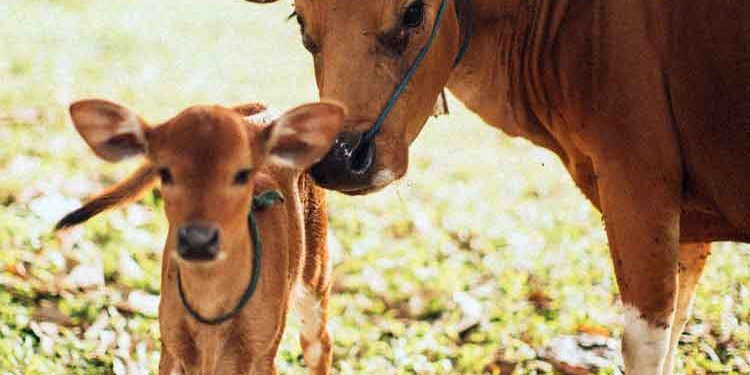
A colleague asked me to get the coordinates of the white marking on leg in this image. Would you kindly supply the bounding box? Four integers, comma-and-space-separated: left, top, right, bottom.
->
623, 304, 673, 375
305, 342, 322, 365
293, 283, 324, 365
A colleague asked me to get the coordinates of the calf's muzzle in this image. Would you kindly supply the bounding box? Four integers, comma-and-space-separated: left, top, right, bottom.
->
177, 223, 220, 261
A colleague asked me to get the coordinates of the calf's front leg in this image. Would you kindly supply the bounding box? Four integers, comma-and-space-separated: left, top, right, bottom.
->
249, 358, 278, 375
159, 343, 182, 375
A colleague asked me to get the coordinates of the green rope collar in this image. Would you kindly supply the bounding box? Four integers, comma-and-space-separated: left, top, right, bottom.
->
177, 190, 285, 325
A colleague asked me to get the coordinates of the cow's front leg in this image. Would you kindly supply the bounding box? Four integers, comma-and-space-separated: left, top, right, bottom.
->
594, 150, 682, 375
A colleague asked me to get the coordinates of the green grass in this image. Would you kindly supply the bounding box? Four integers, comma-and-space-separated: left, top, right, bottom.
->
1, 0, 749, 374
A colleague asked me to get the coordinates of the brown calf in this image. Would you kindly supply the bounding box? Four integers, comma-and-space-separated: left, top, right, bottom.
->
56, 99, 343, 375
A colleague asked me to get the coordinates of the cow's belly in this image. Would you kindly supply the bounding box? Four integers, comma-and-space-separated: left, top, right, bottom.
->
557, 140, 749, 243
668, 0, 750, 233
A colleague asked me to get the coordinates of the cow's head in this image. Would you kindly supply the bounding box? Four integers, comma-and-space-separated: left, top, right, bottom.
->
247, 0, 464, 194
67, 99, 343, 263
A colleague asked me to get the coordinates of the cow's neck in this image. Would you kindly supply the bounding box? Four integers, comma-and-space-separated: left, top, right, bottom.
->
447, 0, 577, 156
176, 229, 254, 322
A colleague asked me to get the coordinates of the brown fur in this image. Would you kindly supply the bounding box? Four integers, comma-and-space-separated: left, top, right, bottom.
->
59, 100, 343, 375
244, 0, 748, 373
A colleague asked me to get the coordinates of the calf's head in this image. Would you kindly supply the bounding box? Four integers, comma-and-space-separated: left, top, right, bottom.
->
68, 99, 343, 263
246, 0, 463, 194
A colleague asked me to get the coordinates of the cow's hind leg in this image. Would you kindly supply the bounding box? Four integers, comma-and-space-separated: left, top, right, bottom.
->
662, 242, 712, 375
295, 284, 333, 375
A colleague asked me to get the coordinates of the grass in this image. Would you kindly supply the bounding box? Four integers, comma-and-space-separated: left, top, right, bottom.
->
1, 0, 749, 374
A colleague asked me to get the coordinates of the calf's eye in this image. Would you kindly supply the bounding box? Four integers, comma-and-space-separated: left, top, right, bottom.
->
233, 169, 252, 185
158, 168, 174, 185
403, 1, 425, 29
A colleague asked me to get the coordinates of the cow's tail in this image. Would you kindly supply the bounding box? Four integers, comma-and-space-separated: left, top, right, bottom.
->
55, 163, 158, 230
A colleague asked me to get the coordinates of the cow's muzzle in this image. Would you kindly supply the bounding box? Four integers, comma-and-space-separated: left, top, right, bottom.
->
310, 131, 376, 192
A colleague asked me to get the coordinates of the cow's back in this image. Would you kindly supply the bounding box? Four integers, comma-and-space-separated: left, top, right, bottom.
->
668, 0, 750, 229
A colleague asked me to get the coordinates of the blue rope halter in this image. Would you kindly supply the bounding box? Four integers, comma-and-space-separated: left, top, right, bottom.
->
177, 190, 285, 325
361, 0, 473, 144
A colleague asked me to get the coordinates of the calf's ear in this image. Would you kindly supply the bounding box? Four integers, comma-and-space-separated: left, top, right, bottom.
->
231, 102, 266, 117
266, 102, 345, 169
69, 99, 149, 162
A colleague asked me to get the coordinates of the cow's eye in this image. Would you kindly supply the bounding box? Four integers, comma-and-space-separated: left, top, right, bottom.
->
302, 34, 320, 53
233, 168, 252, 185
158, 168, 174, 185
403, 1, 424, 28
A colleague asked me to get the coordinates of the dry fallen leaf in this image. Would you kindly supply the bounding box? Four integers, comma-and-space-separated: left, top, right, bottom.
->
64, 264, 105, 289
117, 291, 159, 317
4, 262, 27, 279
577, 324, 611, 337
32, 301, 74, 327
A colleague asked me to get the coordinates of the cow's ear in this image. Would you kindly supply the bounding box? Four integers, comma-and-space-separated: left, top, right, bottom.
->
265, 102, 345, 169
69, 99, 149, 162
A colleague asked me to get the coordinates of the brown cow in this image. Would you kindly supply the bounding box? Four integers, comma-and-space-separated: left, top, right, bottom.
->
245, 0, 749, 373
57, 99, 344, 374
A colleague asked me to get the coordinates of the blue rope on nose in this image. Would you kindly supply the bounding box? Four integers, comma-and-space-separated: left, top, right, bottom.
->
361, 0, 473, 144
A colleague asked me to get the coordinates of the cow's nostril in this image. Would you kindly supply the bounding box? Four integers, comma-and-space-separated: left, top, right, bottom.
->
349, 140, 375, 175
207, 230, 219, 247
309, 131, 377, 190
